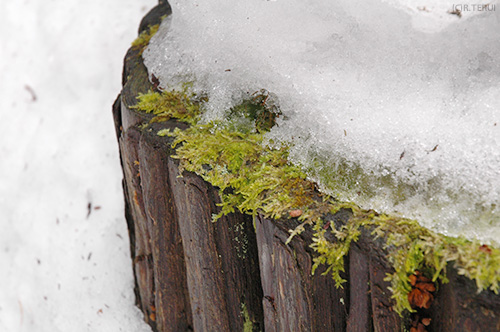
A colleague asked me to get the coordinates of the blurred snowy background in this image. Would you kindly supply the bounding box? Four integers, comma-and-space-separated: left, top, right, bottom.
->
0, 1, 155, 331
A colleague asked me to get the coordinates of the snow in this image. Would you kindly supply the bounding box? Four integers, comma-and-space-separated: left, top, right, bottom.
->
0, 1, 156, 331
144, 0, 500, 244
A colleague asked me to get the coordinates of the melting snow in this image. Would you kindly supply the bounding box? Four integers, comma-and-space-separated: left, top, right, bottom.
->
144, 0, 500, 244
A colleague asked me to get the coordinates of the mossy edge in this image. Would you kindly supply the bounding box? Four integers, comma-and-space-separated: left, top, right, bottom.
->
131, 23, 161, 55
132, 87, 500, 318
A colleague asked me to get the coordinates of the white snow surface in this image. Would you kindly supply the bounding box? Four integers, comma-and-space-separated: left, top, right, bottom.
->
144, 0, 500, 244
0, 1, 156, 331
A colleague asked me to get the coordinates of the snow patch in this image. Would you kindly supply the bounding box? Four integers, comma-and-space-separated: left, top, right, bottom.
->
144, 0, 500, 244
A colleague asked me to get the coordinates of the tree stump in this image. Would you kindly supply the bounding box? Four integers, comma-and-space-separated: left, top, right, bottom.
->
113, 2, 500, 331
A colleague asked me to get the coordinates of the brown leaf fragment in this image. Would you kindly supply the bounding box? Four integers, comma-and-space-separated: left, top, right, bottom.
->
409, 274, 417, 286
408, 288, 422, 306
416, 274, 431, 283
415, 282, 436, 292
479, 244, 492, 254
24, 85, 37, 101
448, 9, 462, 18
151, 74, 161, 91
408, 288, 434, 309
87, 202, 92, 219
423, 292, 434, 309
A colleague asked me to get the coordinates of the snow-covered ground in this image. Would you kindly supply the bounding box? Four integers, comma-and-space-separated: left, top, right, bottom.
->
0, 1, 156, 331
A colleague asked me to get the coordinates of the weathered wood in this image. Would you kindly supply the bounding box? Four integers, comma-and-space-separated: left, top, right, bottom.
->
167, 159, 231, 331
138, 0, 172, 34
210, 198, 265, 331
255, 215, 350, 332
139, 129, 192, 331
430, 266, 500, 332
310, 263, 348, 332
369, 257, 401, 332
119, 125, 155, 323
165, 158, 265, 331
346, 247, 372, 332
113, 2, 500, 331
255, 215, 312, 332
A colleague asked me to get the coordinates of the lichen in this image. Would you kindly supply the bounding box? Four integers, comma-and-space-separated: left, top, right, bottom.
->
241, 303, 255, 332
232, 221, 250, 259
133, 88, 500, 317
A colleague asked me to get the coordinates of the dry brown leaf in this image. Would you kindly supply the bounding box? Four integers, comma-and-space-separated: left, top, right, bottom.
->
409, 274, 417, 286
422, 317, 431, 326
408, 288, 434, 309
415, 282, 436, 292
289, 209, 303, 218
479, 244, 492, 254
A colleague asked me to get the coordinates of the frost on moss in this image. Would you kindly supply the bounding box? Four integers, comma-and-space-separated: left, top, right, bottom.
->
132, 88, 500, 316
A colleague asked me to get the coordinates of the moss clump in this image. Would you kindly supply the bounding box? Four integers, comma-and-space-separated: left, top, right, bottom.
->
371, 216, 500, 313
131, 24, 160, 55
133, 88, 500, 317
172, 124, 328, 222
310, 211, 362, 287
132, 88, 201, 125
228, 89, 282, 133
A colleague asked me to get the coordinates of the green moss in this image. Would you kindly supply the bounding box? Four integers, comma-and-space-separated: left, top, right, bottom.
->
133, 88, 500, 317
371, 215, 500, 313
131, 24, 160, 55
310, 215, 361, 287
132, 87, 201, 125
171, 124, 325, 223
228, 89, 282, 133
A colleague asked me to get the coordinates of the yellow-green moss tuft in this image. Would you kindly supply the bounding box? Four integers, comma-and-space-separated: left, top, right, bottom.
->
131, 24, 160, 55
132, 88, 201, 125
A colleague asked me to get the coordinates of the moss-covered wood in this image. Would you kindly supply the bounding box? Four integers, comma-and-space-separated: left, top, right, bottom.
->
113, 2, 500, 331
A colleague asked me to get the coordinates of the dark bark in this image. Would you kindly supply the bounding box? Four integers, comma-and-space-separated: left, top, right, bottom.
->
430, 266, 500, 332
139, 132, 193, 331
369, 256, 401, 332
346, 247, 372, 332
